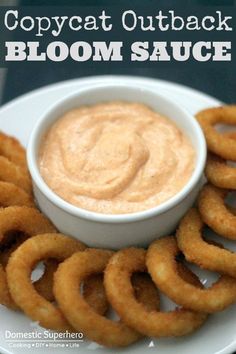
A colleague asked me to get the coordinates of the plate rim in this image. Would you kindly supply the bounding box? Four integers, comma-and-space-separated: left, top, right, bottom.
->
0, 75, 222, 115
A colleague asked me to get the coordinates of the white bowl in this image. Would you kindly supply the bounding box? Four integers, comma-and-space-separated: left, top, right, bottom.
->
27, 82, 206, 249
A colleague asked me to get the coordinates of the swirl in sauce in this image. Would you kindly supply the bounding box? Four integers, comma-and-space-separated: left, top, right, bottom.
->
39, 102, 195, 214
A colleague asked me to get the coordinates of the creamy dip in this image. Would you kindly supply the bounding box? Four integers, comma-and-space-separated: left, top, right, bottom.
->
39, 102, 195, 214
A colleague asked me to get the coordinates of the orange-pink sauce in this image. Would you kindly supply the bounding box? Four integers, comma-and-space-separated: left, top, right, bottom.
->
39, 102, 195, 214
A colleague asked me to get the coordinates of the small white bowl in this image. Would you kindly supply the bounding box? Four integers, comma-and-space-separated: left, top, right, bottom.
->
27, 82, 206, 249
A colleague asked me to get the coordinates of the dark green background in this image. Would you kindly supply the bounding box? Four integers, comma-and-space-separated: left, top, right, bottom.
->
1, 0, 235, 104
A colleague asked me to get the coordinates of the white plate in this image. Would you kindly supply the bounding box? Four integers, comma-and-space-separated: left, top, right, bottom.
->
0, 75, 235, 354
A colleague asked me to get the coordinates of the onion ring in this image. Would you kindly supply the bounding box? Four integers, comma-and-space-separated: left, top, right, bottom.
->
0, 231, 108, 310
0, 234, 58, 302
34, 262, 110, 309
6, 234, 112, 331
176, 261, 204, 287
177, 208, 236, 279
1, 253, 58, 303
0, 232, 29, 267
6, 233, 88, 330
33, 259, 58, 302
131, 272, 160, 312
148, 235, 236, 313
0, 206, 56, 309
198, 183, 236, 239
83, 272, 159, 319
104, 247, 207, 337
205, 132, 236, 189
0, 206, 56, 244
83, 274, 109, 316
33, 261, 110, 307
196, 105, 236, 160
53, 248, 160, 347
205, 153, 236, 189
0, 132, 28, 172
0, 182, 34, 207
0, 157, 32, 194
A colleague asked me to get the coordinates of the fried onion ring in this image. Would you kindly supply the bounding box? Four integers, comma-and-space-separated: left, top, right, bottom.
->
131, 272, 160, 312
33, 259, 58, 302
53, 248, 160, 347
6, 233, 87, 330
205, 153, 236, 189
0, 232, 29, 267
53, 249, 139, 347
33, 261, 110, 307
148, 235, 236, 313
0, 206, 56, 244
1, 254, 58, 303
0, 237, 58, 303
83, 274, 109, 316
0, 207, 56, 309
0, 157, 32, 194
2, 232, 109, 314
83, 272, 159, 320
6, 234, 111, 330
34, 263, 110, 308
198, 184, 236, 239
0, 132, 28, 171
0, 182, 34, 207
177, 208, 236, 279
205, 132, 236, 189
104, 247, 207, 337
196, 105, 236, 160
